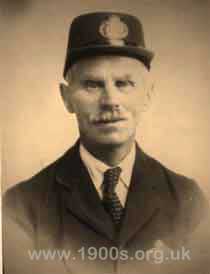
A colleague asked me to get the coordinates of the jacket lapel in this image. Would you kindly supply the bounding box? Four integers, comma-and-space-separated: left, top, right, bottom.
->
55, 141, 116, 242
54, 141, 169, 247
118, 145, 165, 247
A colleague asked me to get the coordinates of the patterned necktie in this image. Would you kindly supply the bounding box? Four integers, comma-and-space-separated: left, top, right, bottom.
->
102, 167, 124, 229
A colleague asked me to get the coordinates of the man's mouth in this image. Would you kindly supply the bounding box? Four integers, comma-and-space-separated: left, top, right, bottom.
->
90, 111, 127, 125
92, 117, 126, 125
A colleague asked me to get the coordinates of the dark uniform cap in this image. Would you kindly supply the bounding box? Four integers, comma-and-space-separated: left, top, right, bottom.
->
63, 12, 154, 78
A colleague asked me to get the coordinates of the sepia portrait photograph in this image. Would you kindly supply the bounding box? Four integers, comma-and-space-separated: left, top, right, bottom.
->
1, 0, 210, 274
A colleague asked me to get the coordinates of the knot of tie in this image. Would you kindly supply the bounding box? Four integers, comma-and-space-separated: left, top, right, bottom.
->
103, 167, 122, 194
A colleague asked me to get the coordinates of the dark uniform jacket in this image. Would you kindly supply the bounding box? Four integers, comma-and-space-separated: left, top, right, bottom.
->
3, 141, 209, 274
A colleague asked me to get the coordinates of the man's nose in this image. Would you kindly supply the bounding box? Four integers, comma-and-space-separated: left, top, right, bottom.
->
100, 82, 120, 109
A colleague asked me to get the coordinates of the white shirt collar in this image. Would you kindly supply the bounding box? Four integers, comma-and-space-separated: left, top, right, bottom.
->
79, 143, 136, 193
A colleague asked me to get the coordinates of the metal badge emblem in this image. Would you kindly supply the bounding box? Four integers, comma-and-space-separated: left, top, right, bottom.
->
99, 15, 128, 45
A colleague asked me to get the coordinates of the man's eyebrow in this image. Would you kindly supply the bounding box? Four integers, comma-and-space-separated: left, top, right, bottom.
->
79, 74, 104, 80
113, 74, 135, 81
78, 73, 138, 82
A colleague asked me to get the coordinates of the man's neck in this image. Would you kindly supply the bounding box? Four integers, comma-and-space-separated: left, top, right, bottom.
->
80, 139, 135, 167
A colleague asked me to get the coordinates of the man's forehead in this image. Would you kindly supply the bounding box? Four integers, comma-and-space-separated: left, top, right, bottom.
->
69, 55, 147, 79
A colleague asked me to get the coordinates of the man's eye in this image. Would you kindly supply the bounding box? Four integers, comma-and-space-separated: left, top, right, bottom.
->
115, 80, 135, 88
83, 80, 103, 89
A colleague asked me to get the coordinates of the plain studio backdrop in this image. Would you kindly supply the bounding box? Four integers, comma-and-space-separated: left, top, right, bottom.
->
1, 0, 210, 196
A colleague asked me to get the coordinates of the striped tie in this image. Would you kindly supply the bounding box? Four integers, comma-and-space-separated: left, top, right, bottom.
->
102, 167, 124, 230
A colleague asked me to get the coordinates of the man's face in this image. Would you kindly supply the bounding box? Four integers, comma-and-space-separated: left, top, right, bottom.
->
61, 55, 150, 147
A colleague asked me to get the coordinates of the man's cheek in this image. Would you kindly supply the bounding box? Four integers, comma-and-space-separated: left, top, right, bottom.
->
77, 111, 93, 125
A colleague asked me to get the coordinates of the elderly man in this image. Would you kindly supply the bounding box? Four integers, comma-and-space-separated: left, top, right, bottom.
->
3, 12, 209, 274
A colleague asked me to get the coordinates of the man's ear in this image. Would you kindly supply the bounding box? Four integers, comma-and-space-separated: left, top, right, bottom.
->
146, 80, 155, 103
59, 83, 74, 113
142, 73, 155, 111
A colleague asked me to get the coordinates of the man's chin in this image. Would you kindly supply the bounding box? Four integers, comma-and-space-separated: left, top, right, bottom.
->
88, 135, 132, 147
80, 130, 135, 148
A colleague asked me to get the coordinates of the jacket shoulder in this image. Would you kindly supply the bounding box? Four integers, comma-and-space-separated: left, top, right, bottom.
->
4, 158, 57, 202
161, 163, 206, 210
149, 155, 209, 232
3, 143, 79, 230
2, 156, 60, 233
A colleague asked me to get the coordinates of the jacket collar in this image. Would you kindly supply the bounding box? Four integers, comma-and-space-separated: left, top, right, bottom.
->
55, 140, 116, 241
55, 140, 168, 246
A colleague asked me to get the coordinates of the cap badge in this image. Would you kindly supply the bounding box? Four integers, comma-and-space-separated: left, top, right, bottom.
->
99, 15, 128, 45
